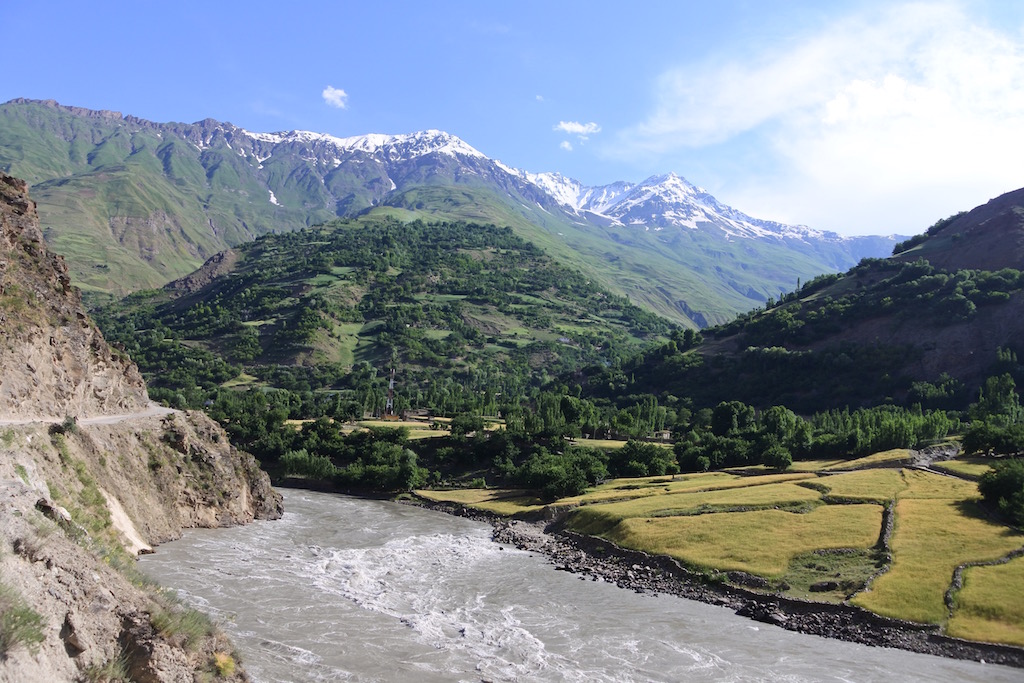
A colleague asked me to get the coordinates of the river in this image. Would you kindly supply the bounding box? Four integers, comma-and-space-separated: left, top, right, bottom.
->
139, 489, 1019, 682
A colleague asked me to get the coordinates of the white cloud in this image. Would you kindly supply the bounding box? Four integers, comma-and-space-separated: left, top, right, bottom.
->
613, 3, 1024, 234
322, 85, 349, 109
555, 120, 601, 138
560, 140, 573, 152
536, 94, 544, 102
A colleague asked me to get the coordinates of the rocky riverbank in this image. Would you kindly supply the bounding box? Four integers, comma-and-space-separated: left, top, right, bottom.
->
411, 498, 1024, 668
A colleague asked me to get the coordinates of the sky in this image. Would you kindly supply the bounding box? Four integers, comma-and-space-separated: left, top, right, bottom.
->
5, 0, 1024, 236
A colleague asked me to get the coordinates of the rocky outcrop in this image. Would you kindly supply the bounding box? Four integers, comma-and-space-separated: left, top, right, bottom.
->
0, 173, 150, 421
0, 482, 249, 683
168, 249, 239, 295
0, 173, 282, 680
0, 410, 282, 679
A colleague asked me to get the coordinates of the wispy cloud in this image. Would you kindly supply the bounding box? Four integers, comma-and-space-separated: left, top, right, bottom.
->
322, 85, 349, 109
613, 3, 1024, 233
555, 120, 601, 138
560, 140, 573, 152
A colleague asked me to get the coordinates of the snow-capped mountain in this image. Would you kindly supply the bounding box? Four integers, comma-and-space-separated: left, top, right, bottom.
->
0, 98, 902, 326
185, 120, 870, 247
515, 171, 852, 242
242, 128, 487, 163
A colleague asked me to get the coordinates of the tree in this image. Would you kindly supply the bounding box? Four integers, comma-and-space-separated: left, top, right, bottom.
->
979, 459, 1024, 526
449, 413, 485, 438
711, 401, 755, 437
762, 444, 793, 471
971, 374, 1023, 425
610, 440, 677, 477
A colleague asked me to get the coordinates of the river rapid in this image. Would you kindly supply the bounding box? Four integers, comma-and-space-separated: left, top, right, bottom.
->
139, 490, 1019, 682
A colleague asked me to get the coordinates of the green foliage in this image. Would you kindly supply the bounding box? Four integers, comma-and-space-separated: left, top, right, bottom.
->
49, 415, 79, 436
279, 449, 337, 480
891, 211, 966, 255
0, 580, 45, 657
515, 446, 608, 500
335, 441, 427, 491
448, 414, 485, 438
970, 374, 1024, 424
96, 219, 674, 414
675, 401, 954, 472
979, 459, 1024, 526
81, 650, 131, 682
963, 422, 1024, 456
962, 374, 1024, 455
608, 440, 677, 477
151, 602, 215, 651
763, 444, 794, 470
212, 651, 236, 677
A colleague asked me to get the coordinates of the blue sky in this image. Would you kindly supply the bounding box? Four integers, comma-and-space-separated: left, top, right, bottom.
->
5, 1, 1024, 235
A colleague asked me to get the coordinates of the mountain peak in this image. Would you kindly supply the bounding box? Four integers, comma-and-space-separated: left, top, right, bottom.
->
240, 127, 485, 161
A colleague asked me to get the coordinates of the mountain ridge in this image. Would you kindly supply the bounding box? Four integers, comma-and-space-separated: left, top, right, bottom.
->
0, 98, 901, 326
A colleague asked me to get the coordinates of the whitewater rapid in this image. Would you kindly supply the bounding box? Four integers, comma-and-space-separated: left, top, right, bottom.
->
139, 490, 1019, 682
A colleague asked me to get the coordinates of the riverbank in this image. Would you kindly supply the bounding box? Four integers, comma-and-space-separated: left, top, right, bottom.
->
409, 497, 1024, 669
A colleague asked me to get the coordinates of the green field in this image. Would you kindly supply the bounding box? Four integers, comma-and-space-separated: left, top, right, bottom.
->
948, 556, 1024, 645
418, 454, 1024, 646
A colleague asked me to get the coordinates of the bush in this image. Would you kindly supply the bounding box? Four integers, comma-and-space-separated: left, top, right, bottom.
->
0, 581, 45, 657
979, 459, 1024, 527
279, 449, 337, 480
213, 651, 236, 677
151, 604, 214, 651
48, 415, 78, 436
763, 444, 793, 470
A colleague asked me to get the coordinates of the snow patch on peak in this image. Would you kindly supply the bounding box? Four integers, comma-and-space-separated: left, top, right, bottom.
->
240, 128, 485, 161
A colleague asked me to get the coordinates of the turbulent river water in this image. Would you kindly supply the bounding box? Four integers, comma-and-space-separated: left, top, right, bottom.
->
139, 489, 1019, 682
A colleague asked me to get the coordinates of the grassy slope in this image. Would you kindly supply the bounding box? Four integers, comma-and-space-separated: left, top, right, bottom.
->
370, 185, 854, 327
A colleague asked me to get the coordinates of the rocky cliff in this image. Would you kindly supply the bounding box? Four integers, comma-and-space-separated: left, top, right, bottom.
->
0, 172, 282, 681
0, 173, 149, 420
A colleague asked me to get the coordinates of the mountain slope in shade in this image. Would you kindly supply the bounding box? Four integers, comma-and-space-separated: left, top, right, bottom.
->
892, 187, 1024, 272
0, 98, 900, 326
590, 186, 1024, 413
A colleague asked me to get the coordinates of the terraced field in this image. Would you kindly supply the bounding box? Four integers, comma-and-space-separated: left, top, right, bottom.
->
418, 455, 1024, 647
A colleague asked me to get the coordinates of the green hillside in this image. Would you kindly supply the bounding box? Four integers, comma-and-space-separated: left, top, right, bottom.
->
583, 204, 1024, 415
1, 99, 897, 327
95, 218, 675, 412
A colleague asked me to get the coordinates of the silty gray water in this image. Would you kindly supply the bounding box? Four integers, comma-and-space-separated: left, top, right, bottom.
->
139, 490, 1020, 682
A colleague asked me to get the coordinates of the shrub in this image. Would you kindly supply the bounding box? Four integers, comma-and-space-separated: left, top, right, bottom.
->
151, 604, 214, 651
212, 651, 236, 677
279, 448, 336, 480
979, 459, 1024, 527
48, 415, 79, 436
0, 581, 45, 657
82, 649, 131, 682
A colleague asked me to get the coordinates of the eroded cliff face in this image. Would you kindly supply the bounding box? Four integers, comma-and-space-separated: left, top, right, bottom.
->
0, 173, 282, 680
0, 173, 150, 420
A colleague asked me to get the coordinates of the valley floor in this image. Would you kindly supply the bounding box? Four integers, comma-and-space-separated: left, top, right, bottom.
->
410, 452, 1024, 667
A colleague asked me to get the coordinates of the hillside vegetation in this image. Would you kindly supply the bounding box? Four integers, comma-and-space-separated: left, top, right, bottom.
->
1, 98, 897, 326
95, 218, 674, 414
